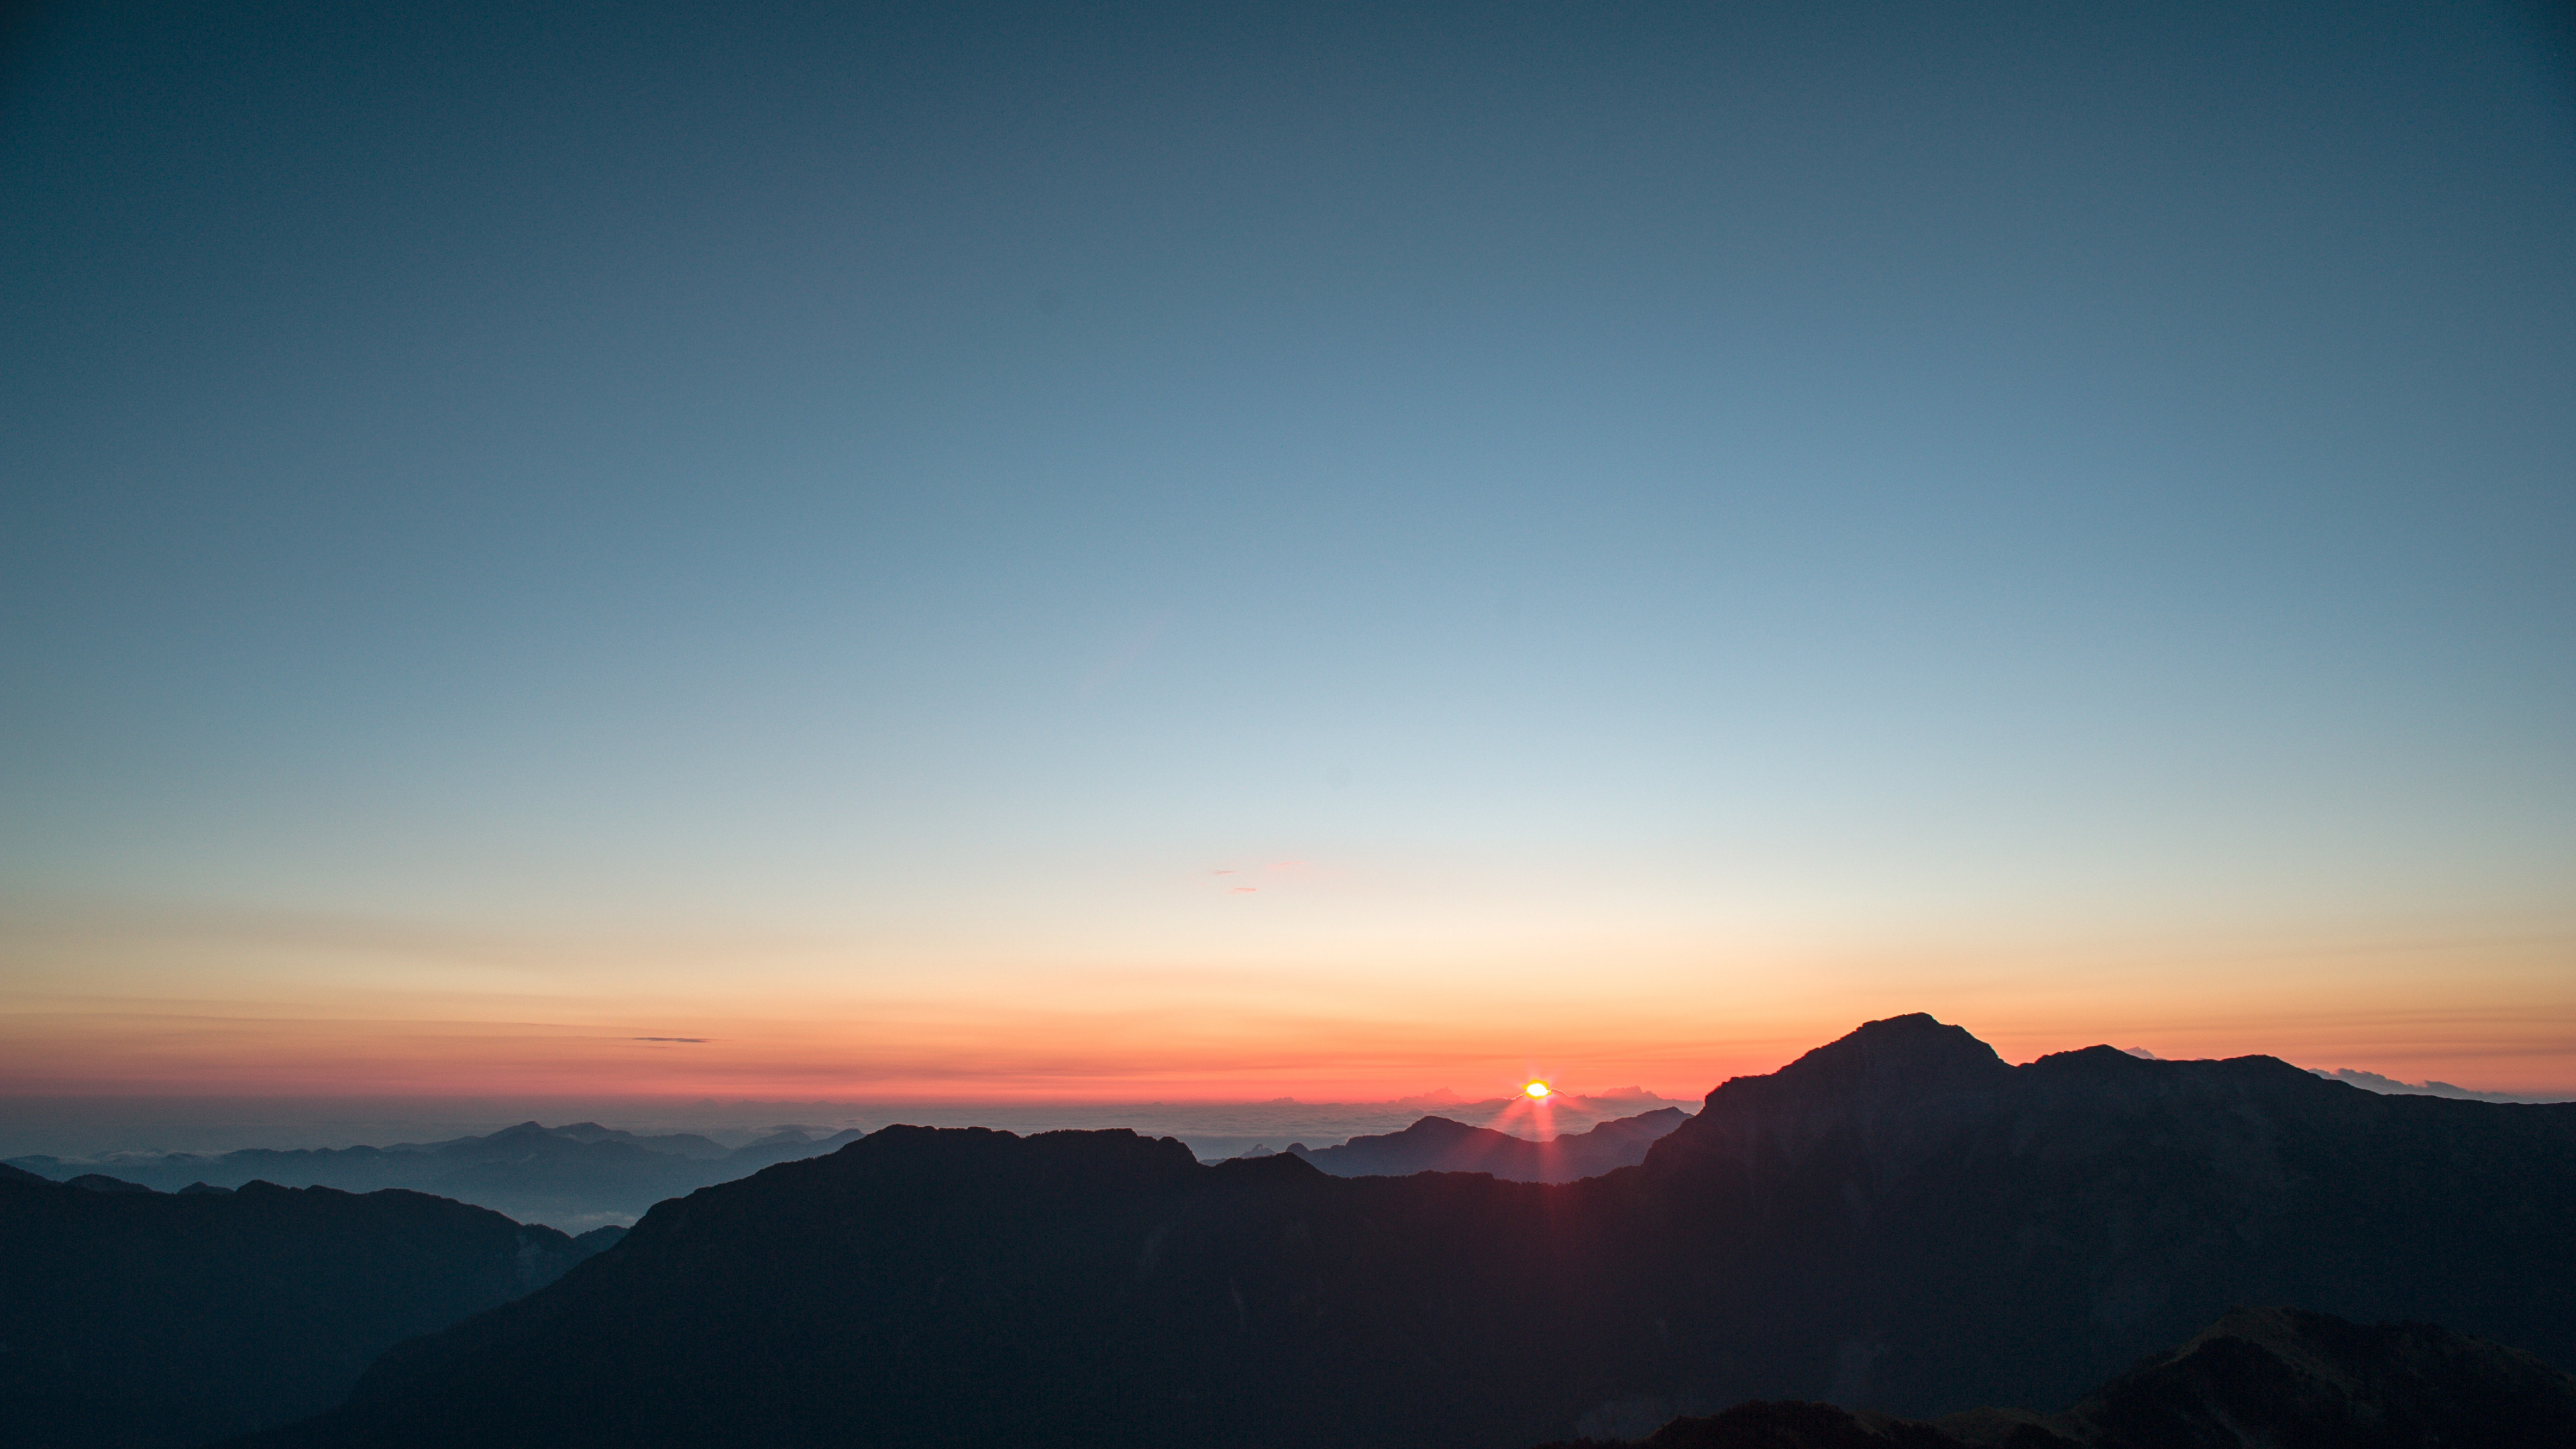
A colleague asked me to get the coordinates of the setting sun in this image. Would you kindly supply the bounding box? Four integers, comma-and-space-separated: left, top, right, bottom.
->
1523, 1080, 1552, 1099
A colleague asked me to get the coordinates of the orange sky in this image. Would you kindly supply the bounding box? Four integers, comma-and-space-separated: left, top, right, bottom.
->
9, 894, 2569, 1101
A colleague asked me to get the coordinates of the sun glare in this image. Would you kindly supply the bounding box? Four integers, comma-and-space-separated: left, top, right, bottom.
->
1523, 1080, 1552, 1099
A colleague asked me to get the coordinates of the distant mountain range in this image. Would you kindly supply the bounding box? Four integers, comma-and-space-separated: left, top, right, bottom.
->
0, 1162, 619, 1449
1534, 1306, 2576, 1447
1283, 1106, 1688, 1181
5, 1121, 866, 1228
231, 1014, 2576, 1448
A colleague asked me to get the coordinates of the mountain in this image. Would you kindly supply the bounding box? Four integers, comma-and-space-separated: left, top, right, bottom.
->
543, 1122, 732, 1157
720, 1126, 875, 1173
235, 1014, 2576, 1448
2047, 1305, 2576, 1447
1534, 1307, 2576, 1447
5, 1122, 867, 1228
1285, 1106, 1688, 1181
0, 1167, 614, 1449
570, 1224, 629, 1254
1626, 1014, 2576, 1413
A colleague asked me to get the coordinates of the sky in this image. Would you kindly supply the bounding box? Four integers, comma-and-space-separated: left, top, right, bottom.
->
4, 0, 2573, 1113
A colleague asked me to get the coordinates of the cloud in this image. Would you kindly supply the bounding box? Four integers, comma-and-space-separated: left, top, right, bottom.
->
634, 1037, 710, 1044
2307, 1066, 2567, 1104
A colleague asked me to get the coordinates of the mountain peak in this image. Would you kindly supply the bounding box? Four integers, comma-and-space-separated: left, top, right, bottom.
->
1646, 1015, 2012, 1173
1768, 1012, 2010, 1093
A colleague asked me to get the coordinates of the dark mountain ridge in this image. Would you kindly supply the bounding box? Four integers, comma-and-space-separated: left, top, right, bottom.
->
239, 1014, 2576, 1448
0, 1166, 612, 1449
5, 1120, 867, 1228
1285, 1106, 1688, 1181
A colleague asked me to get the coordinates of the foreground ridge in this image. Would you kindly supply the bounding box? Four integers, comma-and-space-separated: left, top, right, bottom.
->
0, 1166, 610, 1448
1533, 1307, 2576, 1448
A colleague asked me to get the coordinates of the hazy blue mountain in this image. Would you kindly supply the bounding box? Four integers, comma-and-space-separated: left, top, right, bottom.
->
570, 1224, 629, 1254
720, 1127, 875, 1173
543, 1122, 732, 1157
233, 1015, 2576, 1448
5, 1122, 867, 1228
1536, 1307, 2576, 1447
1284, 1106, 1687, 1181
0, 1168, 615, 1449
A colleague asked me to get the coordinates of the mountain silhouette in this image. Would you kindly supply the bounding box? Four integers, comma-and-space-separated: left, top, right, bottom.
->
5, 1122, 867, 1228
230, 1014, 2576, 1448
1285, 1106, 1688, 1181
1534, 1306, 2576, 1447
0, 1165, 613, 1449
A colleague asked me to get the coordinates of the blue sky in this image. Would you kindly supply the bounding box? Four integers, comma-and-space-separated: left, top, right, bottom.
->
4, 1, 2572, 1097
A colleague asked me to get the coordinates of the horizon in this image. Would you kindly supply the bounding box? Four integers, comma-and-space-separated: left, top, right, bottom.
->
8, 1012, 2568, 1163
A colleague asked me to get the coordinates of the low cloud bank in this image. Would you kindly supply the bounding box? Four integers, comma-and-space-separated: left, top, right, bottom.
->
2308, 1067, 2571, 1104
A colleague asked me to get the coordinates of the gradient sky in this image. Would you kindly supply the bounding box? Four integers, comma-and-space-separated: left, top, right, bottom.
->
5, 0, 2573, 1105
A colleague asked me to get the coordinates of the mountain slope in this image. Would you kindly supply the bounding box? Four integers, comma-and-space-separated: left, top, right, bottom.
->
0, 1169, 608, 1449
2052, 1305, 2576, 1448
1538, 1307, 2576, 1448
237, 1015, 2576, 1448
1286, 1106, 1687, 1181
6, 1122, 868, 1228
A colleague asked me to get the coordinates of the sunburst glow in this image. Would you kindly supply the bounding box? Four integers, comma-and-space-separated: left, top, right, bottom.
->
1523, 1080, 1552, 1099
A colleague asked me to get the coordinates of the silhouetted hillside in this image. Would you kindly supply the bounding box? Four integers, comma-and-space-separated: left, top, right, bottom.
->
1533, 1307, 2576, 1447
2054, 1305, 2576, 1446
6, 1122, 866, 1228
1285, 1107, 1686, 1181
237, 1015, 2576, 1448
0, 1167, 610, 1449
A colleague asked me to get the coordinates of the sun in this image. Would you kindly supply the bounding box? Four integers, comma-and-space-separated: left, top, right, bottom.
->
1523, 1079, 1552, 1099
